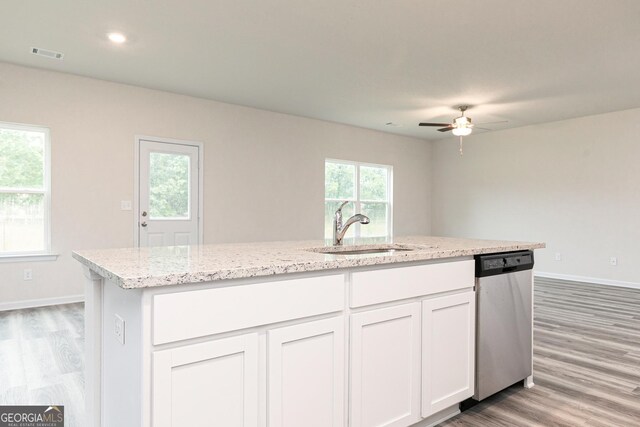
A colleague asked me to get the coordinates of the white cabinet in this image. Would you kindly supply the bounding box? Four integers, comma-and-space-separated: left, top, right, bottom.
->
97, 261, 478, 427
350, 303, 422, 427
421, 291, 475, 417
152, 333, 259, 427
349, 260, 476, 426
268, 317, 345, 427
152, 317, 346, 427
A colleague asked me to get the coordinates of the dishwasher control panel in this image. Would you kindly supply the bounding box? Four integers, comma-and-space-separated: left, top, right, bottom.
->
475, 250, 534, 277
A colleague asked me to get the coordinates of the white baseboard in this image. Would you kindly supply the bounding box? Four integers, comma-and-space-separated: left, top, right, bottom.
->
535, 271, 640, 290
0, 294, 85, 312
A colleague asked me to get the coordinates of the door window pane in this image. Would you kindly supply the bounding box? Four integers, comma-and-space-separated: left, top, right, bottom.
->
149, 152, 190, 219
0, 193, 45, 252
325, 162, 355, 200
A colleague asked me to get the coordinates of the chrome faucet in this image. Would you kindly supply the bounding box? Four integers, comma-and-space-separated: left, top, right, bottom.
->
333, 201, 370, 246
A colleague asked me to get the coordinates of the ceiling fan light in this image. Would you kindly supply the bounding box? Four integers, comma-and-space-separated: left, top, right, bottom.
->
454, 116, 470, 126
452, 127, 472, 136
107, 32, 127, 43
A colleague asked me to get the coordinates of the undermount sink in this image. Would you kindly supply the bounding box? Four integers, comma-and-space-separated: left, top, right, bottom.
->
307, 244, 436, 256
321, 247, 414, 255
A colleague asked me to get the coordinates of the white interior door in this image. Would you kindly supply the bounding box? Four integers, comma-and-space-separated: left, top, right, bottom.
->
138, 138, 201, 247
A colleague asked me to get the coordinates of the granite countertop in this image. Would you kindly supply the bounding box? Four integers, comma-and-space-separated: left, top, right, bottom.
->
72, 236, 545, 289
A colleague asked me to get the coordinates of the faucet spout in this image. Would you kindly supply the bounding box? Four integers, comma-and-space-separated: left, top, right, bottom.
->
333, 202, 370, 246
342, 214, 370, 230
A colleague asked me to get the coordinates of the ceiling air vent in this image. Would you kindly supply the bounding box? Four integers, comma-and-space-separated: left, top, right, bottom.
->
31, 47, 64, 60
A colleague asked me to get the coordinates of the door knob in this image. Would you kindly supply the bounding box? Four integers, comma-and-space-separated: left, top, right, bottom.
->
141, 221, 148, 227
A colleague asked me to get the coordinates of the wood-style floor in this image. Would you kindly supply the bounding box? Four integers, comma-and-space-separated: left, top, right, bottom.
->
441, 277, 640, 427
0, 303, 84, 426
1, 279, 639, 427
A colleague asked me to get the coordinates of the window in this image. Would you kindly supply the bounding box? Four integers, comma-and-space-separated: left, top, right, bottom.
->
149, 152, 190, 220
324, 159, 392, 243
0, 122, 51, 255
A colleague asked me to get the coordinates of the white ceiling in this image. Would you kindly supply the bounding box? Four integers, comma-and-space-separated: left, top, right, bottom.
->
2, 0, 640, 139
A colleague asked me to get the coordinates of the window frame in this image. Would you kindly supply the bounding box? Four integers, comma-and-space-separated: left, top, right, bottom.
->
0, 121, 52, 258
324, 158, 393, 241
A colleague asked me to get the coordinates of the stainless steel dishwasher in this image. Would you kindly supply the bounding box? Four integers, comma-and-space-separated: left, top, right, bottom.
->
473, 250, 534, 401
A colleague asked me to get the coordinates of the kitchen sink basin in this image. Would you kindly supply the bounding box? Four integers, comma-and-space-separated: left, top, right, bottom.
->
307, 244, 435, 256
318, 247, 414, 255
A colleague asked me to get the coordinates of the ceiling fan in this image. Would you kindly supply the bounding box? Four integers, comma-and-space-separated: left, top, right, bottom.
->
419, 105, 507, 154
419, 105, 476, 136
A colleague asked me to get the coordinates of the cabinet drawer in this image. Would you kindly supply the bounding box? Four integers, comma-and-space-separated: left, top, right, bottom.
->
350, 260, 474, 308
153, 274, 345, 345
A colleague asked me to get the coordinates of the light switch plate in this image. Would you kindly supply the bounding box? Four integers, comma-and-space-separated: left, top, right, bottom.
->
120, 200, 132, 211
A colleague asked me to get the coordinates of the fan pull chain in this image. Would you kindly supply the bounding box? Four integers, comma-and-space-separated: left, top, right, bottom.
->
459, 136, 464, 155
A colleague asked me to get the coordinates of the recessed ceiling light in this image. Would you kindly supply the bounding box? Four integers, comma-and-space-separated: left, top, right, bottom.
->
107, 33, 127, 44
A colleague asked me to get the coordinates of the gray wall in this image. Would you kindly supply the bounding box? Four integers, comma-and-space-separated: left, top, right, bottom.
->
4, 59, 637, 307
431, 108, 640, 286
0, 62, 432, 306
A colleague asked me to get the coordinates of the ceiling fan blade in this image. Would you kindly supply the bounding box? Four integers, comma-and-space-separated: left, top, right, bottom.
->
474, 127, 492, 131
419, 122, 451, 127
437, 126, 453, 132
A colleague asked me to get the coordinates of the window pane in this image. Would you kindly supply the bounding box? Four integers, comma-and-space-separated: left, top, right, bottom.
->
0, 193, 45, 252
360, 202, 388, 238
149, 152, 190, 219
325, 162, 355, 200
324, 201, 355, 240
360, 166, 388, 202
0, 128, 45, 189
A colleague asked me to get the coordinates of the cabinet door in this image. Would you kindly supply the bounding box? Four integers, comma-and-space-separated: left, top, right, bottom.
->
422, 291, 475, 417
268, 317, 345, 427
351, 303, 422, 427
153, 333, 259, 427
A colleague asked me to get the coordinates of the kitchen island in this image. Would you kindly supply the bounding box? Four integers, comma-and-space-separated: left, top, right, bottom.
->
73, 236, 544, 427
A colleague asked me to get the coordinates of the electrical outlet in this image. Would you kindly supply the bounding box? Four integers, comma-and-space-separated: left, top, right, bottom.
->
554, 253, 562, 261
114, 314, 125, 345
120, 200, 132, 211
23, 269, 32, 280
610, 257, 618, 266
